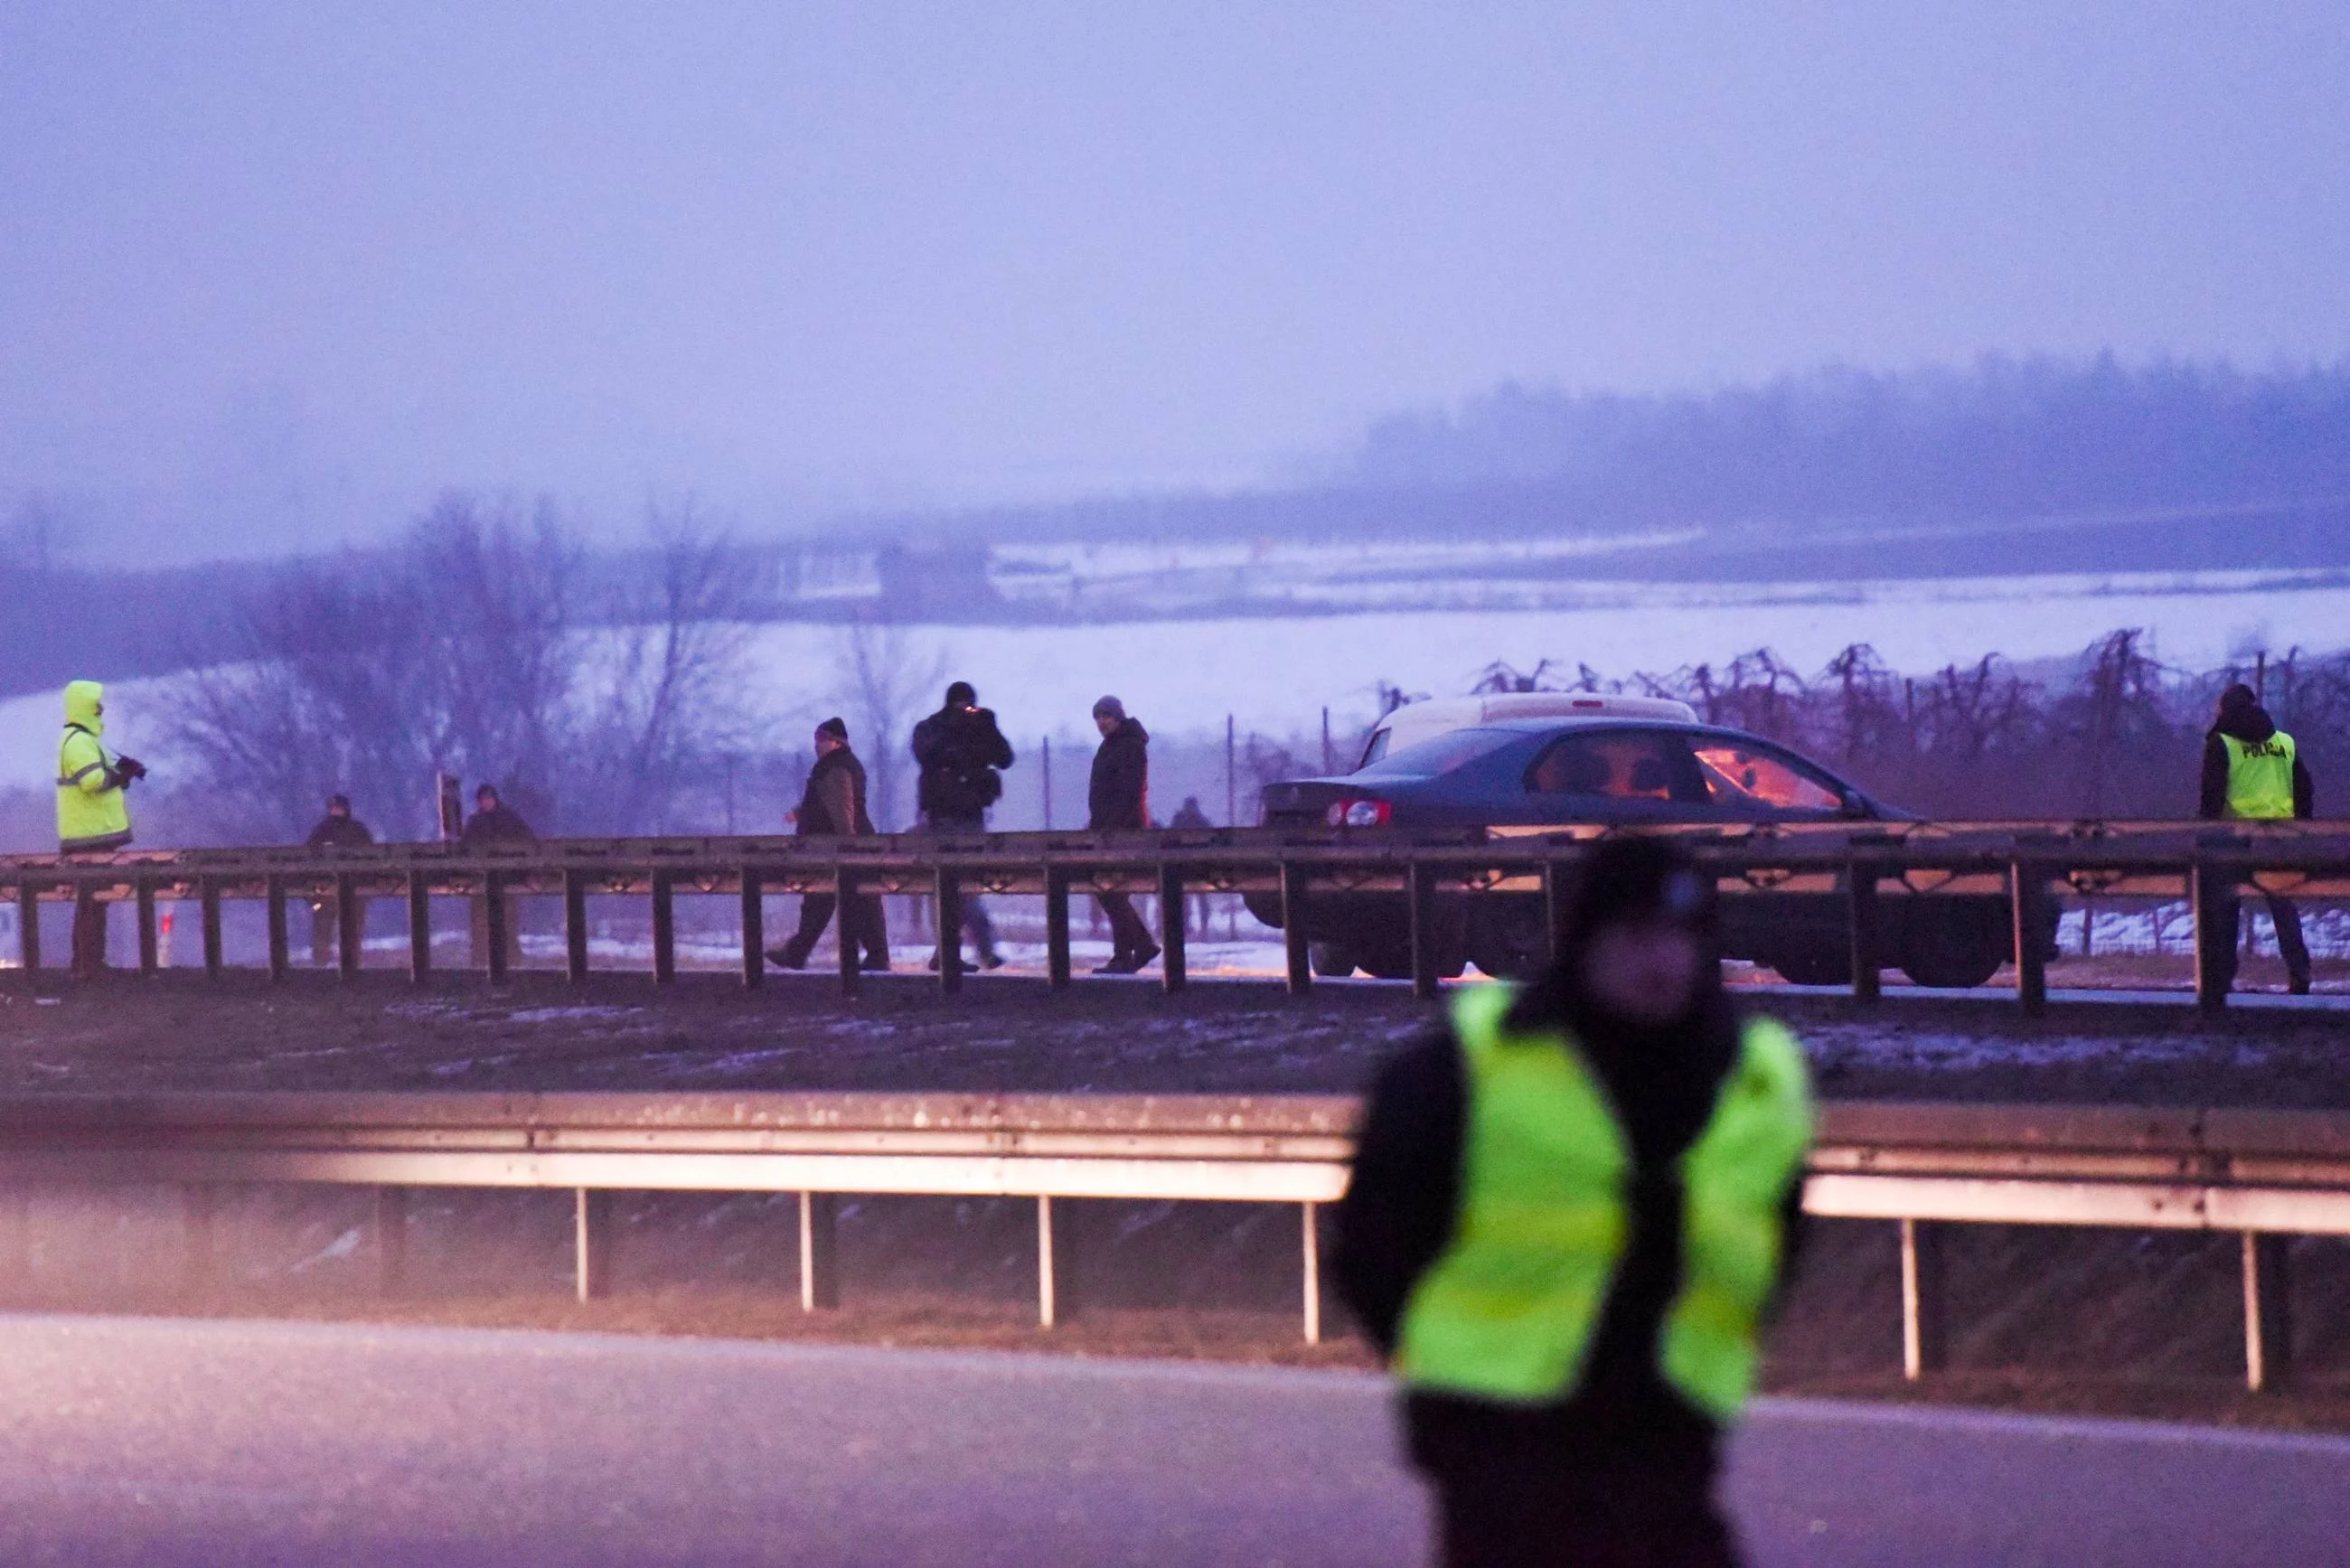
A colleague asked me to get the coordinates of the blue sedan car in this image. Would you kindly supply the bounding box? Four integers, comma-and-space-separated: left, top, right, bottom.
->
1246, 716, 2021, 987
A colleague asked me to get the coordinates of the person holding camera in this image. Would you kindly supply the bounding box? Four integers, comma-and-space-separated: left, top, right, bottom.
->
55, 680, 146, 978
911, 680, 1014, 971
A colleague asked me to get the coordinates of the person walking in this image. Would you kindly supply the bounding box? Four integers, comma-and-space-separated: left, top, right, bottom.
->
55, 680, 145, 979
304, 793, 376, 966
1336, 837, 1813, 1568
768, 718, 890, 972
1086, 696, 1159, 973
911, 681, 1012, 971
1166, 794, 1216, 934
460, 783, 535, 970
2198, 682, 2316, 995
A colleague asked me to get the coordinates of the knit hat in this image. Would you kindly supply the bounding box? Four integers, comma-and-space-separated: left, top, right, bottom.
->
1561, 836, 1716, 941
816, 716, 848, 742
1093, 695, 1126, 721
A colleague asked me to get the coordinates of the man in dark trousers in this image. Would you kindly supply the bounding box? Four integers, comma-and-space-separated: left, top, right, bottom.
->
768, 718, 890, 972
1337, 837, 1813, 1568
460, 784, 535, 970
1086, 695, 1159, 973
911, 681, 1013, 971
2198, 682, 2316, 995
304, 793, 375, 966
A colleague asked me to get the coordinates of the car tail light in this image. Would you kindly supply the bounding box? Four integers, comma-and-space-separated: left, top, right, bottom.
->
1325, 797, 1392, 828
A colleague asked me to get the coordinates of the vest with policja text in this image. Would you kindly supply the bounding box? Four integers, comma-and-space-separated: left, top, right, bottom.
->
2222, 731, 2298, 821
1394, 983, 1812, 1421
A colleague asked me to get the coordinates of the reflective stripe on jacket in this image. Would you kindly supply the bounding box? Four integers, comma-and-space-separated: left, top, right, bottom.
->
1395, 984, 1812, 1420
56, 680, 132, 851
2222, 731, 2297, 821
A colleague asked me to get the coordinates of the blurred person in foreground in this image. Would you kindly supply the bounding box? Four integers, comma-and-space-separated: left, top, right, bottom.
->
1337, 837, 1813, 1568
1086, 696, 1159, 973
911, 680, 1013, 971
304, 793, 376, 966
768, 718, 890, 972
2198, 682, 2316, 995
55, 680, 146, 978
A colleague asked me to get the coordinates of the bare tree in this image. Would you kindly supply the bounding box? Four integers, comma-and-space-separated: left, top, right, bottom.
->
829, 619, 946, 831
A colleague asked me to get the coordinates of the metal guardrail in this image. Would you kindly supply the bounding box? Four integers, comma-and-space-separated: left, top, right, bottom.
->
5, 820, 2347, 1012
0, 1090, 2341, 1387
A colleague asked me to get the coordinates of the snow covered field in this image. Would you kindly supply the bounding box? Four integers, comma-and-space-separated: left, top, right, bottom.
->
4, 566, 2344, 791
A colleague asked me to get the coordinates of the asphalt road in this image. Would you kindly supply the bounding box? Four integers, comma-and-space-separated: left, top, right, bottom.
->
0, 1316, 2343, 1566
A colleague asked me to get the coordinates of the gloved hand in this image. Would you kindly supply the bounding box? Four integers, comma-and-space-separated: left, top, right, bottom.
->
114, 755, 148, 784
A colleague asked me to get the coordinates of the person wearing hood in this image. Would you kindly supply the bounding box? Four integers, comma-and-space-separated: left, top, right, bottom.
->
2198, 683, 2315, 995
911, 681, 1012, 972
305, 794, 376, 967
1336, 837, 1813, 1568
56, 680, 146, 978
1086, 696, 1160, 974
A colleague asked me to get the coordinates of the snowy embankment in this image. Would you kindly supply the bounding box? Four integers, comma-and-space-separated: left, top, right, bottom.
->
2, 565, 2344, 791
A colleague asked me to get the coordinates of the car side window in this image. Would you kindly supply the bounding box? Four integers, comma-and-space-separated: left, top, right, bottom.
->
1526, 732, 1706, 803
1690, 740, 1847, 812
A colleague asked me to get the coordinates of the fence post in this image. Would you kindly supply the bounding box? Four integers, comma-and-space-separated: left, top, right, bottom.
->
575, 1188, 612, 1302
1900, 1216, 1947, 1379
1039, 1195, 1079, 1328
1280, 861, 1312, 995
739, 868, 765, 990
563, 869, 589, 982
1045, 868, 1073, 990
651, 870, 677, 985
1159, 865, 1188, 992
799, 1191, 838, 1310
12, 881, 35, 973
2244, 1231, 2292, 1393
2008, 859, 2046, 1018
935, 867, 964, 993
484, 870, 510, 985
375, 1186, 408, 1296
1302, 1200, 1322, 1346
1847, 853, 1881, 1001
835, 868, 861, 998
265, 875, 290, 982
136, 878, 160, 975
201, 877, 223, 978
1408, 862, 1442, 1000
1543, 859, 1574, 970
336, 872, 362, 978
2192, 855, 2230, 1014
406, 870, 432, 982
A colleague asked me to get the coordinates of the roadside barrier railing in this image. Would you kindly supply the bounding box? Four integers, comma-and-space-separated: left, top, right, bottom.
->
0, 1090, 2340, 1389
4, 820, 2347, 1012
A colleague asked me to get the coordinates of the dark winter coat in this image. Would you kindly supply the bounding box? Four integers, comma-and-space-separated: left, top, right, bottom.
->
797, 746, 875, 837
305, 812, 375, 850
460, 803, 537, 845
911, 705, 1013, 820
2199, 701, 2315, 820
1087, 718, 1150, 831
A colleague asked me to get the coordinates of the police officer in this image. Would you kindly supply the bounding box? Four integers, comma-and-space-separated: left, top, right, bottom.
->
305, 794, 376, 966
56, 680, 146, 979
1337, 837, 1812, 1568
2198, 682, 2316, 995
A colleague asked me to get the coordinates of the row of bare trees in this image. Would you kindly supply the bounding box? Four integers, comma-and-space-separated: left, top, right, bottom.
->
1474, 632, 2350, 818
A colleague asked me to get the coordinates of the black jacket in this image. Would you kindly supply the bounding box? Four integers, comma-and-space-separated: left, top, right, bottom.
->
305, 813, 375, 850
797, 746, 874, 837
2199, 702, 2315, 820
1087, 718, 1150, 831
460, 803, 537, 845
1336, 979, 1798, 1483
912, 705, 1013, 820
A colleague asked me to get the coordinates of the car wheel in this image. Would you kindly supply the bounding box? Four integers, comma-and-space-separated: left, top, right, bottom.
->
1899, 914, 2007, 989
1308, 942, 1359, 978
1764, 944, 1852, 987
1469, 905, 1549, 981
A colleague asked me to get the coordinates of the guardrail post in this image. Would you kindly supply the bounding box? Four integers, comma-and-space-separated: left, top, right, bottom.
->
200, 877, 223, 978
1045, 868, 1073, 991
1039, 1195, 1079, 1328
1302, 1200, 1322, 1346
375, 1187, 407, 1295
935, 868, 963, 993
70, 878, 99, 980
265, 875, 290, 982
11, 880, 35, 973
563, 869, 589, 982
798, 1191, 837, 1310
651, 870, 677, 985
136, 878, 160, 975
184, 1187, 216, 1292
1543, 859, 1574, 969
1159, 865, 1188, 993
575, 1188, 612, 1302
335, 872, 362, 979
2008, 859, 2045, 1018
1408, 863, 1442, 1000
484, 870, 510, 985
1280, 862, 1311, 995
835, 869, 860, 998
739, 868, 764, 990
1847, 856, 1881, 1001
406, 870, 431, 982
1900, 1216, 1946, 1379
2243, 1232, 2292, 1393
2192, 857, 2230, 1014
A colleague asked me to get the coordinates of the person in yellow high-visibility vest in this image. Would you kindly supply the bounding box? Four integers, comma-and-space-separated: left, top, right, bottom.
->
1337, 837, 1812, 1568
55, 680, 147, 978
2198, 683, 2315, 996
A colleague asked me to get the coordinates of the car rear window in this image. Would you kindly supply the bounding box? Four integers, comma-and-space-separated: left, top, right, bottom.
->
1357, 728, 1519, 777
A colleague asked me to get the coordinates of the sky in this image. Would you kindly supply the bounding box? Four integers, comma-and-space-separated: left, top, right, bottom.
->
5, 1, 2349, 561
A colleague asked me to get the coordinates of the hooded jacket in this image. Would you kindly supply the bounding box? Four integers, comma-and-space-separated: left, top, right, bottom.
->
1087, 718, 1150, 831
2200, 700, 2314, 820
56, 681, 133, 852
911, 704, 1013, 821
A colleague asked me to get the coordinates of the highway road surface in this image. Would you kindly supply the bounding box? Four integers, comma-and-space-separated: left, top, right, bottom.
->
0, 1315, 2341, 1565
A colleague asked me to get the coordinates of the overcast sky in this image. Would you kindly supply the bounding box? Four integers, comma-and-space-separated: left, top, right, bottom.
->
5, 2, 2348, 559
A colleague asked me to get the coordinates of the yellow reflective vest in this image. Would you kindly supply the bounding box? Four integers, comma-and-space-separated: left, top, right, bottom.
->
56, 680, 133, 852
2221, 731, 2297, 821
1396, 984, 1812, 1420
